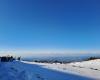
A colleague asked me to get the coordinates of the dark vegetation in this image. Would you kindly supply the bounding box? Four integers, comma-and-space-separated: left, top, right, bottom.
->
85, 57, 100, 61
0, 56, 21, 62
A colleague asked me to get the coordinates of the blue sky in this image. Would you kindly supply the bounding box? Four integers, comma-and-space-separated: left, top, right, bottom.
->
0, 0, 100, 55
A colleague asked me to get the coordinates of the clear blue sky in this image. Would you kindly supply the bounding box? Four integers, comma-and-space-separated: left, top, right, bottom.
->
0, 0, 100, 53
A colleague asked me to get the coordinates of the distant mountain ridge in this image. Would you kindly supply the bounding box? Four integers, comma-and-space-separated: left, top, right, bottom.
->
22, 53, 100, 62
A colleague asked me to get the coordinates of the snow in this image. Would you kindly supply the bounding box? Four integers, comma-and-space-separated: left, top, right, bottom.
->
0, 60, 94, 80
33, 59, 100, 80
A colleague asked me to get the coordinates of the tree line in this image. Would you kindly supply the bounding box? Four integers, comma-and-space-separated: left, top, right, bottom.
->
0, 56, 21, 62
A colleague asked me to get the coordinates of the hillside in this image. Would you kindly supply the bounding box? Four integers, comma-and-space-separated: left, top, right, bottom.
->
0, 61, 94, 80
34, 59, 100, 80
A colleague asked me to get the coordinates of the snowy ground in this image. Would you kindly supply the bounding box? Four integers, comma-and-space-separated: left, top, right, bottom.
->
32, 59, 100, 80
0, 60, 95, 80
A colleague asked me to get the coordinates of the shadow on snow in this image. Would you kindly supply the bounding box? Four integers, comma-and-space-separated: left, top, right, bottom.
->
20, 61, 95, 80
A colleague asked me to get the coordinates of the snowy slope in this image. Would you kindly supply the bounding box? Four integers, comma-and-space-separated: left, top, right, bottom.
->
33, 59, 100, 80
0, 61, 93, 80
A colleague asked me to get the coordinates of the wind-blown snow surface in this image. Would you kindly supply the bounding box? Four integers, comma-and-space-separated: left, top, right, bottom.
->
33, 59, 100, 80
0, 61, 94, 80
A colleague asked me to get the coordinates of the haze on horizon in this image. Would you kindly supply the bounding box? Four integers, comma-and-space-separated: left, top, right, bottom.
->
0, 0, 100, 56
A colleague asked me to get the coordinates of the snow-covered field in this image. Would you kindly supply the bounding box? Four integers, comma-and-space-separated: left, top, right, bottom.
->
0, 60, 99, 80
33, 59, 100, 80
